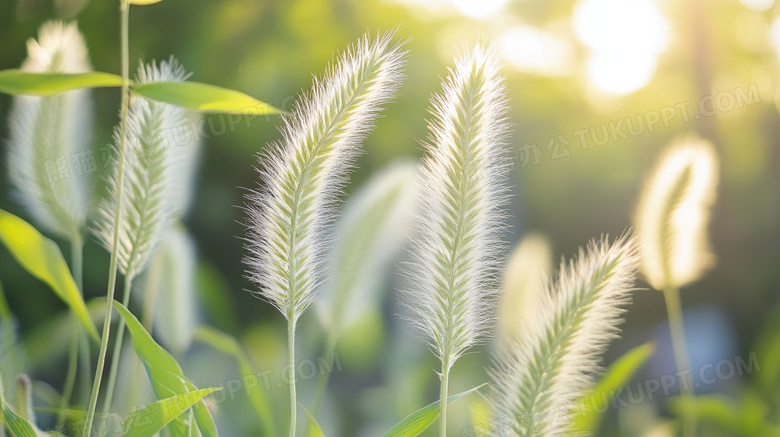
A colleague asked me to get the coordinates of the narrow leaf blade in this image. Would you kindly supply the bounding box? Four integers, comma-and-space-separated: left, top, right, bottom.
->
123, 388, 219, 437
2, 404, 38, 437
129, 0, 164, 4
184, 381, 218, 437
112, 301, 195, 437
382, 383, 487, 437
0, 209, 98, 340
0, 70, 124, 95
132, 81, 281, 114
300, 404, 325, 437
570, 343, 656, 433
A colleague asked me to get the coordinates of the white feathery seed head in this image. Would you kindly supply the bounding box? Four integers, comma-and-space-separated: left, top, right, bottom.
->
497, 233, 553, 344
244, 33, 407, 324
402, 42, 510, 369
94, 58, 196, 281
7, 21, 93, 239
635, 136, 718, 290
490, 236, 638, 437
316, 160, 418, 339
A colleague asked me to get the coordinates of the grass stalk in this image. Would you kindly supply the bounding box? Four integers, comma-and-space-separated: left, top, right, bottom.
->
58, 234, 83, 427
439, 358, 450, 437
82, 0, 131, 434
663, 285, 696, 437
100, 274, 134, 415
58, 319, 79, 427
288, 318, 297, 437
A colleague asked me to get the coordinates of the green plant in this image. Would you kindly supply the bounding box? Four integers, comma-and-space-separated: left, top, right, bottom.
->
400, 43, 509, 437
634, 136, 719, 437
0, 2, 279, 435
243, 33, 406, 437
1, 4, 742, 437
490, 236, 638, 436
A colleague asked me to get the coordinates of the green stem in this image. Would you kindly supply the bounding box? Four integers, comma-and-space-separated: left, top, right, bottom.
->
663, 285, 696, 437
310, 334, 337, 417
72, 234, 84, 290
288, 317, 297, 437
439, 360, 450, 437
78, 326, 91, 405
58, 320, 79, 427
82, 1, 131, 435
58, 235, 83, 428
101, 274, 134, 415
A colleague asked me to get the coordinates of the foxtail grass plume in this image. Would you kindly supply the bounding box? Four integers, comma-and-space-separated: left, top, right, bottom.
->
143, 225, 198, 354
316, 161, 418, 340
94, 58, 198, 281
635, 137, 719, 290
403, 43, 509, 369
244, 33, 406, 324
497, 233, 553, 344
7, 21, 93, 240
490, 236, 638, 437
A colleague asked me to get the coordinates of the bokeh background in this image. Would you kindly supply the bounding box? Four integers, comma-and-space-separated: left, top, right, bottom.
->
0, 0, 779, 435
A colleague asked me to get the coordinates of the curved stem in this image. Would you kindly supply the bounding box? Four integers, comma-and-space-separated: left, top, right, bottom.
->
58, 320, 79, 427
288, 318, 297, 437
310, 334, 337, 417
439, 359, 450, 437
82, 1, 131, 435
663, 285, 696, 437
101, 274, 134, 415
58, 234, 84, 428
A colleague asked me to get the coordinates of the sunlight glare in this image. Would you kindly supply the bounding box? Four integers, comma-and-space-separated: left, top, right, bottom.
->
739, 0, 774, 11
770, 15, 780, 60
450, 0, 509, 19
500, 26, 573, 76
586, 52, 657, 95
573, 0, 669, 54
574, 0, 669, 95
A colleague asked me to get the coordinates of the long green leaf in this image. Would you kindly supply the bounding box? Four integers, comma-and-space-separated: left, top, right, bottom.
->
123, 388, 218, 437
569, 343, 656, 434
382, 383, 487, 437
193, 327, 274, 436
132, 81, 281, 114
184, 381, 218, 437
0, 385, 37, 437
0, 70, 124, 95
300, 404, 325, 437
113, 302, 216, 437
1, 404, 38, 437
0, 209, 98, 341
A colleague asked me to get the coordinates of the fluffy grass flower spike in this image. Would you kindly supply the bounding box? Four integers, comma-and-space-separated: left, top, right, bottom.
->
243, 33, 406, 437
7, 21, 93, 242
635, 136, 718, 291
634, 136, 719, 437
94, 58, 195, 281
311, 160, 417, 414
497, 233, 553, 345
6, 20, 94, 427
402, 43, 509, 436
94, 58, 198, 415
490, 236, 638, 437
